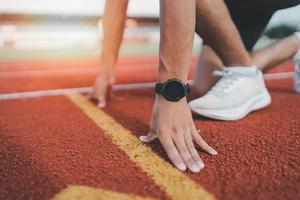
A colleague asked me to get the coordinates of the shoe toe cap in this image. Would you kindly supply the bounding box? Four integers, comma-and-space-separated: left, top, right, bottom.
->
189, 97, 212, 110
189, 94, 224, 110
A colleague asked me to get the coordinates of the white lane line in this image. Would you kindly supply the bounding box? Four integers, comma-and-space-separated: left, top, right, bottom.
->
0, 72, 294, 101
263, 72, 294, 80
0, 82, 156, 100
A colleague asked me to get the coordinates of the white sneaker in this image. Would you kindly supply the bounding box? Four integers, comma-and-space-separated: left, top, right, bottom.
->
292, 32, 300, 93
189, 66, 271, 121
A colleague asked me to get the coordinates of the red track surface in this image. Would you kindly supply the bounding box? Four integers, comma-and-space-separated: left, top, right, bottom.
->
0, 96, 166, 200
0, 56, 299, 199
0, 56, 159, 93
0, 56, 293, 93
104, 78, 300, 200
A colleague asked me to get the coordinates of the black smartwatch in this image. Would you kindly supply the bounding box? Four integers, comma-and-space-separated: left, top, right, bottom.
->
155, 78, 190, 102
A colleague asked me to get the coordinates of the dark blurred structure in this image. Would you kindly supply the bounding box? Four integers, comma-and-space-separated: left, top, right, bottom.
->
263, 24, 298, 39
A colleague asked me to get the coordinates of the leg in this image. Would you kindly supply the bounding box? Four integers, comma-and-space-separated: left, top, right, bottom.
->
142, 0, 218, 173
222, 1, 299, 72
193, 1, 272, 96
195, 0, 252, 67
193, 36, 300, 96
91, 0, 129, 107
190, 1, 273, 120
192, 45, 223, 96
190, 1, 299, 120
251, 35, 300, 72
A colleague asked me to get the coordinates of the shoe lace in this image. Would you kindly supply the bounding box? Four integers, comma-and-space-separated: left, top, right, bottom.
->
209, 69, 241, 95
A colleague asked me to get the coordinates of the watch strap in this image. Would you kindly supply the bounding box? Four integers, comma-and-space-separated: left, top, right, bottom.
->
155, 83, 164, 95
155, 80, 190, 95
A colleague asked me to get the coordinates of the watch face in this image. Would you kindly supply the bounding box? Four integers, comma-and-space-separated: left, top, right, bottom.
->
164, 80, 185, 101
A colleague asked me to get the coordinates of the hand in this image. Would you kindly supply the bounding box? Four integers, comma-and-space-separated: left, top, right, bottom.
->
89, 73, 115, 108
140, 96, 217, 173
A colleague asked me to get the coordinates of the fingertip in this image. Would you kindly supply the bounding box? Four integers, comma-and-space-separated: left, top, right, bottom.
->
190, 164, 201, 173
97, 101, 106, 108
139, 135, 149, 143
209, 147, 218, 155
139, 134, 157, 143
177, 163, 187, 171
197, 160, 205, 169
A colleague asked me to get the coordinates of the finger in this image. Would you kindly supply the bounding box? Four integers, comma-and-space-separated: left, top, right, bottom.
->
97, 97, 107, 108
193, 130, 218, 155
159, 136, 186, 171
139, 132, 157, 143
173, 134, 201, 173
184, 133, 205, 170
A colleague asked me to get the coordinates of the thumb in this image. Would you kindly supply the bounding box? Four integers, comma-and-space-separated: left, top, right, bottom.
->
97, 97, 107, 108
139, 132, 157, 143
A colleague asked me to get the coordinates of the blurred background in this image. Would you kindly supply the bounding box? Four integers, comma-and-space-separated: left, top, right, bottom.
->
1, 0, 300, 61
0, 0, 300, 95
0, 0, 161, 61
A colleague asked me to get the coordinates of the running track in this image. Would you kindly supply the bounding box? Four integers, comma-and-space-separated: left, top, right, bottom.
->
0, 56, 299, 200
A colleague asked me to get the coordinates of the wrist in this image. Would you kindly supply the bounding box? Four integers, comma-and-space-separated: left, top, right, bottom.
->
156, 94, 187, 104
155, 78, 189, 102
158, 69, 187, 83
98, 68, 114, 80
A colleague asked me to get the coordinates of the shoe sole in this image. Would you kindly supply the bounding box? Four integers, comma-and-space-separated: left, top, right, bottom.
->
190, 90, 271, 121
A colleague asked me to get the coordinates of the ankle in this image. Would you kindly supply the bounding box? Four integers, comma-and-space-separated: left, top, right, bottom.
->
294, 32, 300, 41
226, 65, 259, 75
291, 33, 300, 60
293, 33, 300, 49
224, 55, 253, 67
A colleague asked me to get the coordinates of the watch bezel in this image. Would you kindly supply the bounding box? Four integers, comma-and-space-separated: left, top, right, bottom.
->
162, 79, 186, 102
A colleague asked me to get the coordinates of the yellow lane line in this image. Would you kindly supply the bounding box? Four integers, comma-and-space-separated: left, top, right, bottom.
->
52, 185, 157, 200
67, 93, 215, 200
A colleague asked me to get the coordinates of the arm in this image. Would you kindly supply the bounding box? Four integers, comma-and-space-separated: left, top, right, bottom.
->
101, 0, 128, 72
91, 0, 129, 107
142, 0, 217, 173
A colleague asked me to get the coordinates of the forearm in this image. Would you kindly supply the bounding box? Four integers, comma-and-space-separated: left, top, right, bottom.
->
101, 0, 128, 72
159, 0, 196, 82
